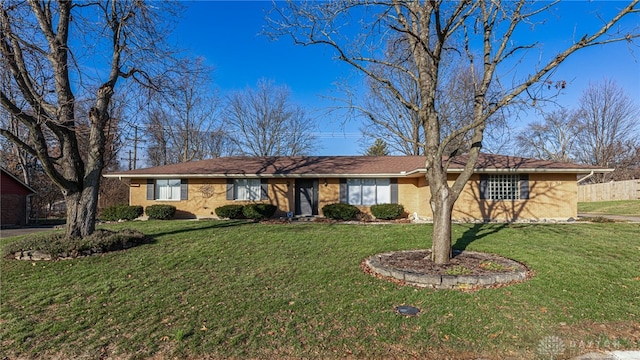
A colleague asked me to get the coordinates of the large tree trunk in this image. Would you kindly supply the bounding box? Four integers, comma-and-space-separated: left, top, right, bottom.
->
64, 184, 99, 238
428, 169, 455, 265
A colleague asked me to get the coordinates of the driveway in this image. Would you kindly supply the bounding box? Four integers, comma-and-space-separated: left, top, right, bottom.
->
578, 213, 640, 223
0, 226, 58, 239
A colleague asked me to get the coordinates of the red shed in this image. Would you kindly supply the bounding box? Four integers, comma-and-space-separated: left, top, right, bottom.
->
1, 168, 35, 227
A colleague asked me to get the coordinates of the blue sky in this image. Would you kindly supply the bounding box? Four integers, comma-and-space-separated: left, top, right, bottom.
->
172, 1, 640, 156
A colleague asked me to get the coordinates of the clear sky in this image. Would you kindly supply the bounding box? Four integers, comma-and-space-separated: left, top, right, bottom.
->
172, 1, 640, 156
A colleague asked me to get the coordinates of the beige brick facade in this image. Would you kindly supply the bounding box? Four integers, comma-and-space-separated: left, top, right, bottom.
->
129, 172, 579, 221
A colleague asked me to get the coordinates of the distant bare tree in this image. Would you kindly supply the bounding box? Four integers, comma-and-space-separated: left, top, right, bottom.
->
357, 39, 507, 156
613, 144, 640, 180
358, 38, 424, 155
575, 79, 640, 181
515, 108, 581, 162
224, 79, 317, 156
145, 58, 228, 165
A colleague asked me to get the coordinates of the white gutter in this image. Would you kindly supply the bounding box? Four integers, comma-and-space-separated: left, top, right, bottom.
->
577, 171, 595, 184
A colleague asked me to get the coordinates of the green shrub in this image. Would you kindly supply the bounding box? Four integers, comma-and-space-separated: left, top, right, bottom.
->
145, 205, 176, 220
215, 204, 245, 219
242, 204, 277, 220
101, 205, 144, 222
370, 203, 405, 220
3, 229, 147, 259
322, 203, 360, 220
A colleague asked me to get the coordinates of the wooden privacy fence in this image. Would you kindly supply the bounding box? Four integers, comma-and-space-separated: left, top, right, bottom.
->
578, 179, 640, 202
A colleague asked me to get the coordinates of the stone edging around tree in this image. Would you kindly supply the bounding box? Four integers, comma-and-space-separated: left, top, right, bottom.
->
363, 250, 531, 290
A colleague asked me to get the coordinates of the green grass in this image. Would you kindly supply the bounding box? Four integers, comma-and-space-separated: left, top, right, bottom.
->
578, 200, 640, 217
2, 220, 639, 359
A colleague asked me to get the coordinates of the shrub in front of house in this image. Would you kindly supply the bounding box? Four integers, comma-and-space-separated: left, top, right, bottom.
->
242, 204, 277, 220
322, 203, 360, 220
101, 205, 144, 222
370, 203, 405, 220
215, 204, 245, 219
145, 205, 176, 220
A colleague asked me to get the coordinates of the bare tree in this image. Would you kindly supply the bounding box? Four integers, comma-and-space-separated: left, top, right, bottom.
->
612, 144, 640, 180
0, 0, 179, 238
515, 108, 581, 162
144, 58, 229, 165
145, 108, 170, 167
575, 79, 640, 181
224, 79, 317, 156
269, 0, 640, 264
355, 36, 508, 156
359, 38, 424, 155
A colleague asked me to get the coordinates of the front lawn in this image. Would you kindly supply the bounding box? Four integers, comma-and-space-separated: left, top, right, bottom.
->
2, 221, 639, 359
578, 200, 640, 217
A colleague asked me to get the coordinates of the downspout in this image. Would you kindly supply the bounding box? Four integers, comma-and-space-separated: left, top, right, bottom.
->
577, 171, 595, 184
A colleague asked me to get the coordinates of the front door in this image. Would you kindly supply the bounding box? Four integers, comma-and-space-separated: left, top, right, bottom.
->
295, 179, 318, 216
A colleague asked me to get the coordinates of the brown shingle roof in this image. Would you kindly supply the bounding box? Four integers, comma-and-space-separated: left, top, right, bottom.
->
105, 154, 611, 178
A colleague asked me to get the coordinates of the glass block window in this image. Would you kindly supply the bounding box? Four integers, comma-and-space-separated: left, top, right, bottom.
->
483, 174, 523, 200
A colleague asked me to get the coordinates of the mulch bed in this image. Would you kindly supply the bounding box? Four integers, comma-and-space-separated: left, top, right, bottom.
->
376, 250, 522, 276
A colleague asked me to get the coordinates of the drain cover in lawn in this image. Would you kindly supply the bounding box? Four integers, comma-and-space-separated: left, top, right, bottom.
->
395, 305, 420, 316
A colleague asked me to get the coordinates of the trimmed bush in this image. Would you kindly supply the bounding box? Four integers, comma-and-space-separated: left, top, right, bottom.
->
370, 203, 405, 220
215, 204, 245, 219
101, 205, 144, 222
145, 205, 176, 220
322, 203, 360, 220
3, 229, 147, 259
242, 204, 277, 220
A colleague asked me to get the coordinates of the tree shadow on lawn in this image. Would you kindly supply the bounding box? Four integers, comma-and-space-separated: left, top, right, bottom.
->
145, 219, 253, 238
453, 223, 508, 256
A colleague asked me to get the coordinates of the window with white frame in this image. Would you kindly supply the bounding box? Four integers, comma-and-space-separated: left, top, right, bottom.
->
483, 174, 522, 200
347, 178, 391, 205
156, 179, 181, 200
234, 178, 261, 200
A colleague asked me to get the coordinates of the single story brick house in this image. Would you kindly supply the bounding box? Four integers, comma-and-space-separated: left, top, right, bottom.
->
104, 154, 611, 222
1, 168, 35, 227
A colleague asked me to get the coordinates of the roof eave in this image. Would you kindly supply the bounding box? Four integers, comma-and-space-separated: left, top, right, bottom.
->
463, 168, 615, 174
104, 172, 427, 179
104, 167, 613, 179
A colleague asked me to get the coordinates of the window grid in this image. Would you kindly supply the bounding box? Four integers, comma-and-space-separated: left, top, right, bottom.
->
347, 178, 390, 206
234, 178, 261, 200
156, 179, 181, 200
487, 174, 520, 200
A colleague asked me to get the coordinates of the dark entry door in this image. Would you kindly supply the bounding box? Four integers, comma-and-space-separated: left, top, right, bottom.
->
295, 179, 318, 216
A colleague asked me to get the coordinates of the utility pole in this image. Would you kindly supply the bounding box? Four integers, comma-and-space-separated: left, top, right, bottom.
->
125, 125, 145, 169
132, 126, 139, 170
121, 150, 133, 170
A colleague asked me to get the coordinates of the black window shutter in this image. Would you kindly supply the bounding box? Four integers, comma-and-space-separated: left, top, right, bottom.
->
260, 179, 268, 200
479, 174, 488, 200
180, 179, 188, 200
312, 179, 319, 215
390, 178, 398, 204
147, 179, 155, 200
519, 174, 529, 200
339, 178, 347, 203
226, 179, 234, 200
